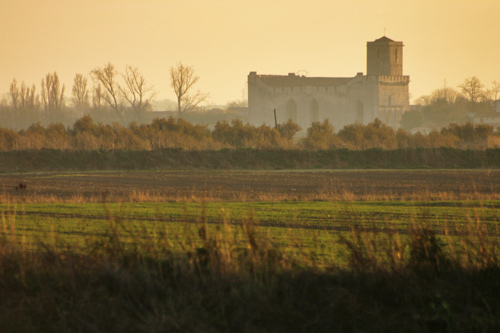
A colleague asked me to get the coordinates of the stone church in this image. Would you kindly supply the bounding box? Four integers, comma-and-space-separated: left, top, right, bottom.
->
247, 36, 410, 129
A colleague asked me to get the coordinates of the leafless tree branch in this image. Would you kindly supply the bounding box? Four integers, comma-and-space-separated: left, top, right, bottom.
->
170, 62, 209, 115
120, 65, 156, 117
90, 63, 123, 118
72, 74, 90, 111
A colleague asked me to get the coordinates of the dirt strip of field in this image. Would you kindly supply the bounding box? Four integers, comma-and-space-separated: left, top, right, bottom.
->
1, 169, 499, 202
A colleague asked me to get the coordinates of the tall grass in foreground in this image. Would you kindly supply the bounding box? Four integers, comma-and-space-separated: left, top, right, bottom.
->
0, 206, 499, 331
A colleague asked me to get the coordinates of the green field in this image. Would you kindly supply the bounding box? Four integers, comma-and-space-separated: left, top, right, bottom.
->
1, 171, 500, 331
3, 200, 499, 263
5, 200, 500, 230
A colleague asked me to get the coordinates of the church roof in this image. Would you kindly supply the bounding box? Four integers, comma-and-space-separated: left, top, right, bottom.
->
374, 36, 394, 43
256, 75, 353, 87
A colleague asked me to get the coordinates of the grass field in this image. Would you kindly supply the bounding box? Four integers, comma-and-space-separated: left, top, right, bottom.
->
2, 169, 500, 255
1, 170, 500, 331
3, 200, 500, 241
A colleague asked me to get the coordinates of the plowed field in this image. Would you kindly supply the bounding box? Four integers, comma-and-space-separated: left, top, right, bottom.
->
1, 169, 499, 202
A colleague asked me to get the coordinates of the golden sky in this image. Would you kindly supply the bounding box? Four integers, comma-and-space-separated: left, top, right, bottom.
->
1, 0, 499, 106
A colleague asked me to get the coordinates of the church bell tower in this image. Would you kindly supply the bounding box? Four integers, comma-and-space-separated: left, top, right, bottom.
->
367, 36, 404, 76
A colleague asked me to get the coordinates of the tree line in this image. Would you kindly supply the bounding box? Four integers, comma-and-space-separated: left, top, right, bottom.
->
0, 115, 498, 151
1, 66, 498, 134
0, 63, 208, 129
402, 77, 500, 131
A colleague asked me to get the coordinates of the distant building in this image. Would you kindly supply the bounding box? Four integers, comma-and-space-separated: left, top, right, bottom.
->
470, 100, 500, 127
248, 36, 410, 129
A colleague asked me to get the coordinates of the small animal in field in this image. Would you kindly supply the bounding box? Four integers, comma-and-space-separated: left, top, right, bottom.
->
15, 183, 28, 190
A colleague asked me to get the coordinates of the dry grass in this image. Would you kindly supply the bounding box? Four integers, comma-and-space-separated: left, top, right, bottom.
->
3, 188, 500, 204
0, 203, 499, 331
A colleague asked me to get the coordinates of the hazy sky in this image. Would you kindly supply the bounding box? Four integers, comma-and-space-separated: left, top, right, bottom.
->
1, 0, 499, 106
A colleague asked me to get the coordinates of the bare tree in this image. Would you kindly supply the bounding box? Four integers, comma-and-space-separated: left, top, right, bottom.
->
120, 65, 156, 117
9, 79, 20, 109
491, 81, 500, 101
431, 87, 461, 104
90, 63, 122, 118
413, 94, 432, 106
71, 74, 90, 111
459, 76, 486, 103
227, 99, 248, 108
170, 62, 209, 115
414, 87, 462, 106
41, 72, 65, 121
19, 82, 39, 111
92, 84, 104, 110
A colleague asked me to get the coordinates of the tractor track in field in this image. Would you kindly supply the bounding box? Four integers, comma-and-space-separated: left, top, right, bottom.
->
10, 210, 499, 237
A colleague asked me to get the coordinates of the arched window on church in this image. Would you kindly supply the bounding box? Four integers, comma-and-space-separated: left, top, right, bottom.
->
285, 99, 298, 123
378, 110, 385, 123
356, 101, 364, 124
309, 99, 319, 123
386, 110, 394, 127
